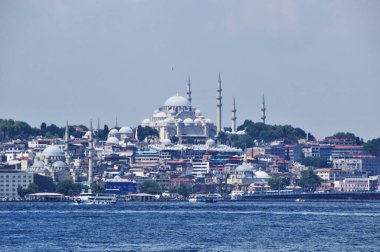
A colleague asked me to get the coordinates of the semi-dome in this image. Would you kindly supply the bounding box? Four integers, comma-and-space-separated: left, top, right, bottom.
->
164, 118, 175, 124
31, 160, 45, 169
141, 119, 151, 126
52, 161, 69, 169
107, 136, 119, 145
108, 128, 119, 136
42, 146, 64, 157
119, 126, 133, 134
195, 109, 202, 115
254, 170, 271, 179
183, 118, 194, 125
164, 95, 190, 107
153, 111, 167, 118
193, 118, 201, 125
236, 164, 253, 173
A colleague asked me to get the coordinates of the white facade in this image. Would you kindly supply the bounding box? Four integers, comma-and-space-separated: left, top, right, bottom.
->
192, 161, 210, 178
0, 171, 34, 199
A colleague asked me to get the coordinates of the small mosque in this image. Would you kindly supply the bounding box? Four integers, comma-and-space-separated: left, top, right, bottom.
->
141, 77, 218, 144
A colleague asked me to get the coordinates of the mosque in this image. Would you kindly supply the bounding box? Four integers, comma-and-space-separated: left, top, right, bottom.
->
141, 76, 222, 144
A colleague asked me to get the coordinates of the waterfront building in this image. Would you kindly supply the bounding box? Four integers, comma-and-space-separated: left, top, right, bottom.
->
335, 176, 379, 192
104, 176, 137, 195
0, 170, 33, 199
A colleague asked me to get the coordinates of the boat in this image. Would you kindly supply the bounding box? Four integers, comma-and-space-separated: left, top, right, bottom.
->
205, 193, 224, 203
295, 198, 305, 202
74, 190, 117, 205
188, 194, 206, 203
230, 190, 245, 201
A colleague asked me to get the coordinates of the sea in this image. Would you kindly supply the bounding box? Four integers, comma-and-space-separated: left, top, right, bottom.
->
1, 201, 380, 252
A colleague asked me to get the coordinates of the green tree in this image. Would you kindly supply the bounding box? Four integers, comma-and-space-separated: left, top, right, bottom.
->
138, 180, 161, 194
34, 174, 55, 192
178, 183, 190, 197
298, 169, 323, 191
364, 138, 380, 157
170, 135, 179, 144
91, 182, 106, 193
137, 126, 159, 142
268, 178, 290, 190
56, 180, 87, 196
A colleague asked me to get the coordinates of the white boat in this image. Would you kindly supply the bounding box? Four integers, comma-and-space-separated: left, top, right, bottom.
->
230, 190, 245, 201
205, 193, 224, 203
188, 194, 206, 203
74, 190, 117, 205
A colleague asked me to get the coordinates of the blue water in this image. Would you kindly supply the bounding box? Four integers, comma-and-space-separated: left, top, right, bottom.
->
1, 201, 380, 251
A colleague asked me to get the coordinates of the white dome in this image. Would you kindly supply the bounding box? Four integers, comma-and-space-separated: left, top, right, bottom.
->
108, 129, 119, 136
195, 109, 202, 115
164, 95, 190, 107
164, 118, 175, 124
153, 111, 167, 118
42, 146, 64, 157
183, 118, 193, 125
142, 119, 151, 126
193, 118, 201, 125
206, 139, 216, 147
176, 118, 183, 123
107, 136, 120, 145
236, 164, 253, 173
255, 170, 271, 179
52, 161, 69, 168
119, 126, 133, 134
32, 160, 45, 168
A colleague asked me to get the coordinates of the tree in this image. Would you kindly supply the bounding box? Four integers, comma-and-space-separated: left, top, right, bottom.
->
137, 126, 159, 142
268, 178, 290, 190
364, 138, 380, 157
17, 183, 38, 197
169, 135, 179, 144
56, 180, 87, 196
91, 182, 106, 193
178, 183, 190, 197
138, 180, 161, 195
34, 174, 55, 192
40, 122, 47, 136
298, 169, 323, 191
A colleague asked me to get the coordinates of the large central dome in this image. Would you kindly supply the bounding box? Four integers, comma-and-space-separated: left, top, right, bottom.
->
164, 95, 190, 107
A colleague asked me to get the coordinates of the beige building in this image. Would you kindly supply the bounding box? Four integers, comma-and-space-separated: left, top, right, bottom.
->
0, 171, 34, 199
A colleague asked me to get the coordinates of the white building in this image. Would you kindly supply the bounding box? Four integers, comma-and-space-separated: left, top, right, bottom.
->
0, 171, 34, 199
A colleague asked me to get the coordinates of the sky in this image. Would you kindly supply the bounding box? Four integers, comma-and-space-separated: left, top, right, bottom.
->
0, 0, 379, 140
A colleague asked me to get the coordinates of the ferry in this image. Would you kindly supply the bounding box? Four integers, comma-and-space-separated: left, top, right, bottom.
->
188, 194, 206, 203
205, 193, 224, 203
74, 190, 117, 205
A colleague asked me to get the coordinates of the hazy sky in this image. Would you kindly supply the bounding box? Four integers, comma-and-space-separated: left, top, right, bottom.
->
0, 0, 379, 140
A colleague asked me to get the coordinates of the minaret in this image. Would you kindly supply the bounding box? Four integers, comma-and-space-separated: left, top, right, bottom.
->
216, 73, 222, 135
88, 120, 94, 184
232, 97, 237, 133
64, 120, 71, 165
186, 76, 192, 104
115, 117, 118, 128
261, 94, 266, 124
97, 119, 100, 132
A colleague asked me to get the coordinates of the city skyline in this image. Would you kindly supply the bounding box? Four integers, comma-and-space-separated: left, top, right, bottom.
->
1, 0, 379, 140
